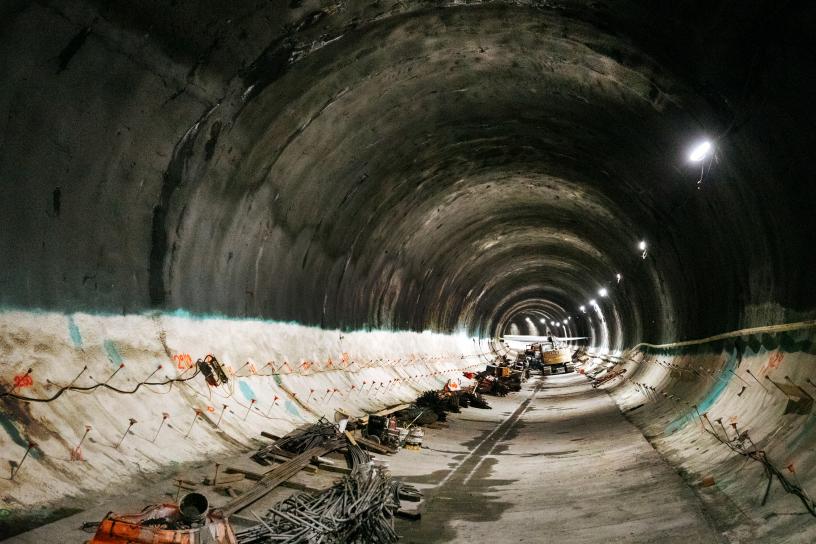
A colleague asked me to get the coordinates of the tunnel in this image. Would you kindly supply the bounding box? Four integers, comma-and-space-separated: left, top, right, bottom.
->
1, 0, 816, 542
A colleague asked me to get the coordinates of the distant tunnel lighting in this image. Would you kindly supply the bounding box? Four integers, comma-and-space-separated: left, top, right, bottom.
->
579, 305, 586, 312
689, 140, 713, 162
598, 288, 608, 297
616, 273, 622, 283
562, 320, 568, 325
551, 321, 556, 326
638, 240, 648, 259
539, 318, 546, 324
589, 299, 597, 306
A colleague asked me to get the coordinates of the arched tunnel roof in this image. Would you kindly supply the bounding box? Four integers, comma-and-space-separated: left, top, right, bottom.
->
2, 0, 815, 350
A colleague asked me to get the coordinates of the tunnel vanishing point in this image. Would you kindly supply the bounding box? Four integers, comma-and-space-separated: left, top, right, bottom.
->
2, 1, 816, 542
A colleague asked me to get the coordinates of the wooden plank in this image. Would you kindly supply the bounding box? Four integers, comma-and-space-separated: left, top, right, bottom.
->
372, 403, 411, 417
356, 435, 396, 455
224, 467, 263, 481
223, 446, 331, 516
343, 430, 358, 446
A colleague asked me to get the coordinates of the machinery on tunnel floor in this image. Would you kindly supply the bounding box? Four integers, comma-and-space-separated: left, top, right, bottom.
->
503, 334, 584, 375
528, 340, 576, 375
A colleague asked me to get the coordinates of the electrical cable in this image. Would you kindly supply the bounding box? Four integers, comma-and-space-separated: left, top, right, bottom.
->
699, 418, 816, 517
0, 368, 202, 403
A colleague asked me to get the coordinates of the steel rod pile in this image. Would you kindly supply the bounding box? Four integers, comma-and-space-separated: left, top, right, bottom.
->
254, 418, 345, 465
235, 464, 404, 544
278, 418, 343, 453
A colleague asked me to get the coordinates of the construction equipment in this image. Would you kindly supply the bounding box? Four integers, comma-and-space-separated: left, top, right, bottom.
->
89, 494, 236, 544
197, 355, 230, 387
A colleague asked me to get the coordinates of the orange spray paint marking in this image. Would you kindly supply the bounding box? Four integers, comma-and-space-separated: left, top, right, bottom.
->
768, 352, 785, 370
13, 373, 34, 390
173, 353, 193, 370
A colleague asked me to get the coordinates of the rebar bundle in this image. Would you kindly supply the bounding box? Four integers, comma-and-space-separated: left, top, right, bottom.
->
235, 465, 405, 544
274, 418, 345, 455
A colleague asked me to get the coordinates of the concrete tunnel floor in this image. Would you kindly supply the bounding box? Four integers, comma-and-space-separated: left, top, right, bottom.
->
390, 373, 722, 543
7, 372, 724, 543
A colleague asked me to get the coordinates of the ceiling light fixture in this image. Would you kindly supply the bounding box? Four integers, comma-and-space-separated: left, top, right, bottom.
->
689, 140, 713, 162
598, 288, 608, 297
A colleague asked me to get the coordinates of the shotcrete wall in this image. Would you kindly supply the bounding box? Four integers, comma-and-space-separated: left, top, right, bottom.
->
603, 323, 816, 542
0, 310, 482, 530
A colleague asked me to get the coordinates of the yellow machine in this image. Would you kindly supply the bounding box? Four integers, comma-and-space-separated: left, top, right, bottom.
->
537, 342, 576, 374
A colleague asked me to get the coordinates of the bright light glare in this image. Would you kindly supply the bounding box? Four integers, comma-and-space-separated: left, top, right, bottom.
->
616, 273, 622, 283
550, 321, 556, 326
539, 318, 546, 324
579, 305, 586, 312
562, 320, 568, 325
598, 288, 608, 297
689, 140, 713, 162
589, 299, 597, 306
638, 240, 647, 251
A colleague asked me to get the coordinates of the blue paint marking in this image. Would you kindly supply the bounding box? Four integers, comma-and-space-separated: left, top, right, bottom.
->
239, 380, 256, 402
285, 400, 300, 417
103, 339, 123, 368
67, 316, 83, 347
665, 349, 739, 435
0, 415, 42, 459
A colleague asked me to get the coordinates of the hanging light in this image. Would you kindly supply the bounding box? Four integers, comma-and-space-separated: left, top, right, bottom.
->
688, 140, 713, 162
598, 288, 608, 297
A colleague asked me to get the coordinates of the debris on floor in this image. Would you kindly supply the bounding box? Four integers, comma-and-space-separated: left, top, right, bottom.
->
235, 423, 420, 543
84, 417, 424, 544
235, 462, 405, 543
88, 492, 237, 543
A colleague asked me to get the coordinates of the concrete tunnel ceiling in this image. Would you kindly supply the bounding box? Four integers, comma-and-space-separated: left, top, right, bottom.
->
2, 0, 816, 350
